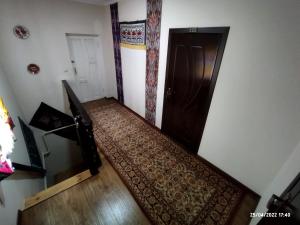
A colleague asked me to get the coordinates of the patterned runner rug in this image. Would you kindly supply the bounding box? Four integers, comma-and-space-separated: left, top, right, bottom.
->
85, 99, 245, 225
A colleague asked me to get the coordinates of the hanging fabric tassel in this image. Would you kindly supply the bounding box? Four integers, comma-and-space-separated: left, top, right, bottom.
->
110, 3, 124, 103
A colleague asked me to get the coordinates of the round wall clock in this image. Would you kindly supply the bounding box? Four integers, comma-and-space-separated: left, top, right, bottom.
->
27, 64, 40, 75
13, 25, 30, 39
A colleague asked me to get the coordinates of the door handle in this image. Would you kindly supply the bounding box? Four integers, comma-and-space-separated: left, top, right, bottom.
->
79, 79, 88, 83
73, 67, 77, 75
166, 88, 172, 98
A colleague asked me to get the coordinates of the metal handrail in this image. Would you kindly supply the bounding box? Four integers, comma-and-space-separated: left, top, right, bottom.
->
41, 123, 77, 157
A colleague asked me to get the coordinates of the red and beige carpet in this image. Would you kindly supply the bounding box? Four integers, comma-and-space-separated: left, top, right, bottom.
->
85, 99, 246, 225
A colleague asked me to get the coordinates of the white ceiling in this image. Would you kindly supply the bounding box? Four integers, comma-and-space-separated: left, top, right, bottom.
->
70, 0, 118, 6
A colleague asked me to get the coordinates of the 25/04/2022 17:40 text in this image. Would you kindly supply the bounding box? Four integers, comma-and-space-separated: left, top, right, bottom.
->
250, 212, 291, 218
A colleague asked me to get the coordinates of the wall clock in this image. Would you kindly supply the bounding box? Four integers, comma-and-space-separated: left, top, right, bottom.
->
13, 25, 30, 39
27, 64, 40, 75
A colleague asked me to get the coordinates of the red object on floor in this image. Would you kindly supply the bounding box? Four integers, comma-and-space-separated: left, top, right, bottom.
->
0, 161, 14, 174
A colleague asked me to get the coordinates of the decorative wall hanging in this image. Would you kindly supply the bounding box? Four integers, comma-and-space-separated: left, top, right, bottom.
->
0, 98, 15, 131
27, 64, 40, 75
120, 20, 146, 50
13, 25, 30, 39
145, 0, 162, 125
0, 160, 14, 181
110, 3, 124, 103
0, 98, 15, 181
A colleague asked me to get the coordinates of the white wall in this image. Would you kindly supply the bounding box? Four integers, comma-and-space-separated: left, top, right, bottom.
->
102, 0, 300, 195
118, 0, 147, 117
250, 141, 300, 225
0, 66, 43, 225
0, 0, 109, 122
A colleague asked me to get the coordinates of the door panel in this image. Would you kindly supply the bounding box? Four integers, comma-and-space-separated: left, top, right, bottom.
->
69, 38, 89, 101
67, 35, 105, 103
162, 28, 229, 153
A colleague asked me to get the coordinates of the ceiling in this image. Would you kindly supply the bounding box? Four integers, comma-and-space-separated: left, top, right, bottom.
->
69, 0, 118, 6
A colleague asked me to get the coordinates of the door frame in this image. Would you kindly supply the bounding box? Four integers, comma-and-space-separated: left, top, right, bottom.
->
161, 27, 230, 153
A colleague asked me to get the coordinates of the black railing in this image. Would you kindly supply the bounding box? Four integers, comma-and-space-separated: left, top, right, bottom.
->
62, 80, 101, 175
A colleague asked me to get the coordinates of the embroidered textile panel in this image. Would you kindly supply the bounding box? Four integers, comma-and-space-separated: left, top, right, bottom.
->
120, 20, 146, 50
145, 0, 162, 124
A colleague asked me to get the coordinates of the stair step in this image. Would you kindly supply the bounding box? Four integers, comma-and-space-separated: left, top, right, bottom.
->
23, 170, 92, 210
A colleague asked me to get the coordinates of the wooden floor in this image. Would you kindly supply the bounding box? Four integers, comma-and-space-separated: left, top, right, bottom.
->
21, 152, 259, 225
21, 153, 151, 225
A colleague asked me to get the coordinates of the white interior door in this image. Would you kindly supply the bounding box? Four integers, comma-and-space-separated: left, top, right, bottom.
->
67, 35, 105, 102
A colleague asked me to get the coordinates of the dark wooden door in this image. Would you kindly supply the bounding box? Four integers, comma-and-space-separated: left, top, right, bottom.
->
162, 28, 229, 153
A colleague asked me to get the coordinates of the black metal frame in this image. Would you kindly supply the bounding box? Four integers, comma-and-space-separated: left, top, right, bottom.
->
0, 162, 46, 181
281, 172, 300, 199
62, 80, 101, 175
12, 162, 46, 176
258, 173, 300, 224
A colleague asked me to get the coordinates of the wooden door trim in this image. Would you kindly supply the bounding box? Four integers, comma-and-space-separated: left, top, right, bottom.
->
161, 27, 230, 153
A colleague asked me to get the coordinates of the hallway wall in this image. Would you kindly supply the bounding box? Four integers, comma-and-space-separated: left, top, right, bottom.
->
118, 0, 147, 117
0, 0, 107, 121
0, 3, 111, 222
